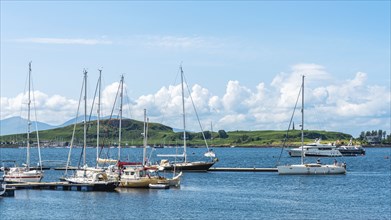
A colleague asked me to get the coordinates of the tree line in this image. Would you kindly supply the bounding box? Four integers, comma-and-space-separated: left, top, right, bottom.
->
358, 129, 390, 144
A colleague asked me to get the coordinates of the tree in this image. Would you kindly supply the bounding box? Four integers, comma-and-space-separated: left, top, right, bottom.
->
218, 130, 228, 139
359, 131, 365, 140
378, 129, 383, 139
203, 131, 211, 140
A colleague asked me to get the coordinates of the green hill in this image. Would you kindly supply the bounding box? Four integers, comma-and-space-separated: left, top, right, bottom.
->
0, 119, 353, 147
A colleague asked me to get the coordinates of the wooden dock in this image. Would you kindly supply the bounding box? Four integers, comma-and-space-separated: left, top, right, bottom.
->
208, 167, 278, 172
6, 182, 113, 191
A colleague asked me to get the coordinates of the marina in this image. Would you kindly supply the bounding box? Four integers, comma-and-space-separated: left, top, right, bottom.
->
1, 1, 389, 219
1, 147, 390, 219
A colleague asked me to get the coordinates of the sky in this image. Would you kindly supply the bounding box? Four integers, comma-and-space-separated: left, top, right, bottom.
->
1, 1, 390, 137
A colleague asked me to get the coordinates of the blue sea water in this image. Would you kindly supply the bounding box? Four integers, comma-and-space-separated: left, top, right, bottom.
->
0, 147, 390, 220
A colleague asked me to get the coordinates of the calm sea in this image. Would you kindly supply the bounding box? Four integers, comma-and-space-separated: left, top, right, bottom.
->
1, 147, 390, 219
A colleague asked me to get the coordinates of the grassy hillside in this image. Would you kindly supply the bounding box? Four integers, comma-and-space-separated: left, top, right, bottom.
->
0, 118, 353, 147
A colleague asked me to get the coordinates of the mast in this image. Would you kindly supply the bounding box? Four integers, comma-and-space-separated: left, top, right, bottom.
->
118, 75, 124, 160
211, 121, 213, 144
83, 69, 87, 167
97, 69, 102, 167
26, 62, 32, 168
301, 75, 305, 165
180, 66, 187, 162
142, 109, 147, 166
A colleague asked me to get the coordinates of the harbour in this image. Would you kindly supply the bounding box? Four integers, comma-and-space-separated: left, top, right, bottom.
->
1, 147, 390, 219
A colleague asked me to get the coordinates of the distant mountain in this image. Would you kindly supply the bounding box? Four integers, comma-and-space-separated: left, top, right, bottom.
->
0, 116, 56, 135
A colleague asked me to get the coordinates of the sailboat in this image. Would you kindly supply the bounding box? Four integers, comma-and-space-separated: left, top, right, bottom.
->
3, 62, 44, 183
157, 65, 217, 172
119, 109, 181, 188
63, 70, 117, 191
204, 122, 216, 158
277, 76, 346, 175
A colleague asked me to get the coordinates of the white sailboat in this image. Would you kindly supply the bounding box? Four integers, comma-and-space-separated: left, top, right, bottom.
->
157, 65, 217, 171
277, 76, 346, 175
204, 122, 216, 158
63, 70, 117, 191
3, 62, 44, 183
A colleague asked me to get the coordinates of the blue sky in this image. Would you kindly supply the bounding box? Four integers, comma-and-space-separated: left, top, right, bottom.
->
1, 1, 390, 137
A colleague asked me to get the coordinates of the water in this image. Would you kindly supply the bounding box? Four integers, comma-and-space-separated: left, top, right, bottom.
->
1, 147, 390, 219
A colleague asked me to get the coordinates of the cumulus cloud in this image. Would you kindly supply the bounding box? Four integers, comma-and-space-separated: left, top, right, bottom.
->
1, 64, 389, 136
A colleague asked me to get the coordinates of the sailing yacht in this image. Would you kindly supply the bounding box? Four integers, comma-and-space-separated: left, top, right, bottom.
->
277, 76, 346, 175
119, 109, 182, 188
3, 62, 44, 183
63, 70, 117, 191
157, 66, 217, 172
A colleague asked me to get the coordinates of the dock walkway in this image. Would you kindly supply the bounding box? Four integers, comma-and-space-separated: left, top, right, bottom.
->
208, 167, 278, 172
7, 182, 109, 191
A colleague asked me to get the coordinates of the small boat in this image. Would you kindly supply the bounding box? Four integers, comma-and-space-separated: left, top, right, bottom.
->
158, 159, 216, 172
3, 167, 43, 183
337, 139, 365, 156
119, 165, 167, 188
149, 183, 169, 189
166, 171, 182, 187
0, 181, 15, 197
204, 150, 216, 158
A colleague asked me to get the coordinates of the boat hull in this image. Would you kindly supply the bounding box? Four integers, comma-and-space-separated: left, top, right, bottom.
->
0, 183, 15, 197
119, 177, 161, 188
161, 161, 215, 172
277, 164, 346, 175
3, 169, 43, 183
149, 183, 169, 189
65, 178, 118, 191
288, 149, 342, 157
90, 182, 117, 192
337, 148, 366, 156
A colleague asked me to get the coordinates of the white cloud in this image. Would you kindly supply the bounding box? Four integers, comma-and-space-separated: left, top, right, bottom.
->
15, 38, 113, 45
1, 64, 389, 136
222, 80, 251, 112
140, 35, 223, 50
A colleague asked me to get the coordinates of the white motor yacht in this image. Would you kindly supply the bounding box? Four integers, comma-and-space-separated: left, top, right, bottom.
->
287, 139, 342, 157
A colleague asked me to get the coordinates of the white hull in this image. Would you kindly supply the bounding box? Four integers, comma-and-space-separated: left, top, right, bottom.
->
3, 168, 43, 183
277, 164, 346, 175
158, 172, 182, 187
4, 175, 43, 183
288, 148, 342, 157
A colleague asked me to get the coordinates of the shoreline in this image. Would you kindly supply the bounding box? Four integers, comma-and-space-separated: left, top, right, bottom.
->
1, 144, 390, 149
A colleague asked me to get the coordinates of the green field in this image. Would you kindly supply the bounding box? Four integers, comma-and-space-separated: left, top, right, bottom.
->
0, 118, 354, 147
